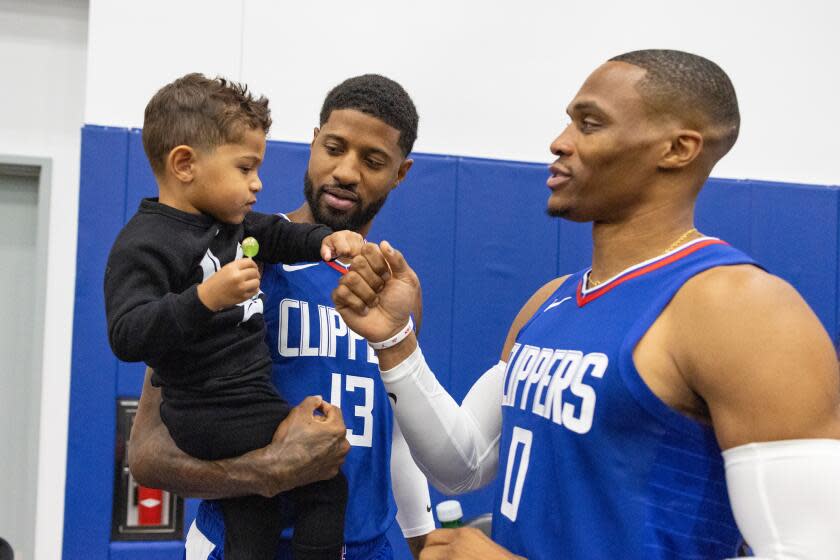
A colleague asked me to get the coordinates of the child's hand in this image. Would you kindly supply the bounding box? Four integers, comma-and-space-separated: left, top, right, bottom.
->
321, 230, 365, 261
197, 258, 260, 311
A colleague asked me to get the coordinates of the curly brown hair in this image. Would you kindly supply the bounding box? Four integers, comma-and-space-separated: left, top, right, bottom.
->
142, 73, 272, 174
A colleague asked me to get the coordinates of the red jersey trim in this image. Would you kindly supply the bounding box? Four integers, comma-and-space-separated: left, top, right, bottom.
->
326, 260, 348, 275
576, 239, 727, 307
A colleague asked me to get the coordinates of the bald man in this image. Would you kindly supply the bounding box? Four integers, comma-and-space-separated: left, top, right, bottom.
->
333, 50, 840, 559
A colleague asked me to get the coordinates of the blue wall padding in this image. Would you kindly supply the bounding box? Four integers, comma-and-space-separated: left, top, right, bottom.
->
258, 140, 311, 211
124, 130, 157, 222
66, 125, 840, 559
64, 127, 128, 559
369, 154, 460, 379
110, 541, 188, 560
556, 218, 594, 276
450, 158, 559, 399
750, 182, 838, 331
695, 178, 753, 252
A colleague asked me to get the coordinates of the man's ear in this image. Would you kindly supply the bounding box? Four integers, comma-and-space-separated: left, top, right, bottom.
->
311, 127, 320, 148
659, 130, 703, 170
167, 145, 198, 182
393, 158, 413, 188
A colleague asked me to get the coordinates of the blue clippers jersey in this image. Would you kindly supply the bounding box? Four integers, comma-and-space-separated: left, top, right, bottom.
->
493, 238, 755, 559
262, 259, 398, 544
193, 260, 397, 552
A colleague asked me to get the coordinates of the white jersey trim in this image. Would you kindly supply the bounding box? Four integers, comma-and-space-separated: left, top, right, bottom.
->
185, 521, 217, 560
579, 236, 720, 296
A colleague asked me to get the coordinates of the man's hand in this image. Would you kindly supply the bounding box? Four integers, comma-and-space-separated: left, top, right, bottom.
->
130, 370, 350, 500
321, 230, 365, 261
252, 395, 351, 497
419, 528, 524, 560
333, 241, 420, 343
197, 258, 260, 311
407, 535, 428, 560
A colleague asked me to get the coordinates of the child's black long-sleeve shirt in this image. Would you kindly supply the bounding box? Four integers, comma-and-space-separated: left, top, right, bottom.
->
104, 198, 331, 395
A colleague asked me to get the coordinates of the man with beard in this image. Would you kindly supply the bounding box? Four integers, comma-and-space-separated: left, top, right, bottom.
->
332, 51, 840, 559
129, 74, 435, 560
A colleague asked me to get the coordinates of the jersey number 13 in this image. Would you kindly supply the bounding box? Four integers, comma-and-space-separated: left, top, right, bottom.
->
330, 373, 374, 447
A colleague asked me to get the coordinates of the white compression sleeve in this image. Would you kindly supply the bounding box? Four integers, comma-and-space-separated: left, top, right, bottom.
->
380, 345, 504, 495
723, 439, 840, 559
390, 416, 435, 538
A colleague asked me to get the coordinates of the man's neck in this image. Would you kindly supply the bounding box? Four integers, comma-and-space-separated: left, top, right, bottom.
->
588, 201, 699, 285
285, 203, 315, 225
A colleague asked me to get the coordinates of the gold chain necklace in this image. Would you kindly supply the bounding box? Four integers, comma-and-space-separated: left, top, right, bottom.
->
587, 228, 700, 289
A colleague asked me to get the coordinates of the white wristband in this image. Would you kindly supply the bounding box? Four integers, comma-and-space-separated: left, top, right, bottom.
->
368, 317, 414, 350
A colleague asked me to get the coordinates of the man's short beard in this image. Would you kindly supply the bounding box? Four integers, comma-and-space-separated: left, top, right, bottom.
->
303, 171, 389, 232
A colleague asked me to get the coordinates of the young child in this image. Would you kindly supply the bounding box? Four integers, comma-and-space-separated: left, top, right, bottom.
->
105, 73, 356, 559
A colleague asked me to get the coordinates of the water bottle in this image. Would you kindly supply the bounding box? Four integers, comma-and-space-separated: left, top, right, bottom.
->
436, 500, 464, 529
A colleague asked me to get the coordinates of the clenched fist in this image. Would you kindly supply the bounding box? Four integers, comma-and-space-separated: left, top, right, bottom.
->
254, 395, 351, 497
197, 258, 261, 311
332, 240, 420, 343
321, 230, 366, 262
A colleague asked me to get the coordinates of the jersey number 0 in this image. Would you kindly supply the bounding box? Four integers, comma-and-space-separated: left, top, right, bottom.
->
500, 426, 533, 522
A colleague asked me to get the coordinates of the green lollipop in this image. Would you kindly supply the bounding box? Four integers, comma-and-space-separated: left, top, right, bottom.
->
242, 236, 259, 258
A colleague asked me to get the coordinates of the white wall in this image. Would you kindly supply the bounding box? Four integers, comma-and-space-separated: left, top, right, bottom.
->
85, 0, 839, 186
0, 0, 88, 558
